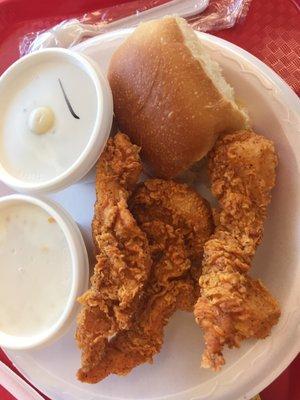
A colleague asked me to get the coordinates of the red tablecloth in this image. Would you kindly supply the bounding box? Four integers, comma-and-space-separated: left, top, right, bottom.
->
0, 0, 299, 399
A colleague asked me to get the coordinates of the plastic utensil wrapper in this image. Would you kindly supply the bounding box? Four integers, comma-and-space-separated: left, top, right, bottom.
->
19, 0, 252, 55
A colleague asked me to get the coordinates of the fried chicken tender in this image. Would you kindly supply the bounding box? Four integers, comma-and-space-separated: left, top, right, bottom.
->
133, 179, 214, 303
194, 130, 281, 371
133, 180, 213, 263
76, 133, 152, 380
77, 281, 195, 383
78, 180, 213, 383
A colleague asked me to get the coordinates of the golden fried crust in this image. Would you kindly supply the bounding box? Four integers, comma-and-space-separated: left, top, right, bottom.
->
132, 179, 214, 307
78, 180, 213, 383
208, 130, 278, 254
76, 133, 152, 379
92, 132, 143, 243
131, 179, 213, 264
194, 130, 280, 371
77, 280, 194, 383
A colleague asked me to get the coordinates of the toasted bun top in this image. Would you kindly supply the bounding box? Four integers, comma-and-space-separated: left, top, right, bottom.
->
108, 17, 248, 178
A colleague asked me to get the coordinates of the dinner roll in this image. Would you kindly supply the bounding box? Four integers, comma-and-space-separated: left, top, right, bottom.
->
108, 16, 249, 178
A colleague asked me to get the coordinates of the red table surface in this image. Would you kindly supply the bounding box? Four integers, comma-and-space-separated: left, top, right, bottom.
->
0, 0, 299, 399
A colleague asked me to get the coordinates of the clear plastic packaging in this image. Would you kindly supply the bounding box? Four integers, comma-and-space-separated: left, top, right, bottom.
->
189, 0, 252, 31
19, 0, 252, 56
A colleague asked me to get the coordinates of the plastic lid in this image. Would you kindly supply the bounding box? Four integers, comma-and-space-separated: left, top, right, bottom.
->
0, 48, 113, 194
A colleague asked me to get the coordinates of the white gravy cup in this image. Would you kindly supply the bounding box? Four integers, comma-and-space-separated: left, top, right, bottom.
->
0, 194, 89, 350
0, 48, 113, 194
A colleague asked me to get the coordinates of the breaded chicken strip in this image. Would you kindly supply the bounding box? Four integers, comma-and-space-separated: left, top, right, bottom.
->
77, 282, 195, 383
76, 133, 152, 380
133, 180, 213, 264
194, 130, 280, 370
78, 180, 213, 383
133, 179, 214, 304
78, 223, 193, 383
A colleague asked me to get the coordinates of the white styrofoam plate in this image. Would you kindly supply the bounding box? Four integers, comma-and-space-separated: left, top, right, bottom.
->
3, 29, 300, 400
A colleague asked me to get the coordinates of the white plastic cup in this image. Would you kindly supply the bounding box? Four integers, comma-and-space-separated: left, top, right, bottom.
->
0, 48, 113, 194
0, 194, 89, 350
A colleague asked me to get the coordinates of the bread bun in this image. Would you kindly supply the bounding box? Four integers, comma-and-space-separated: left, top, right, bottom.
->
108, 17, 249, 178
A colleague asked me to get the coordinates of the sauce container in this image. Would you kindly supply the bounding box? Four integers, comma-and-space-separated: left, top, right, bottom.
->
0, 194, 89, 350
0, 48, 113, 194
